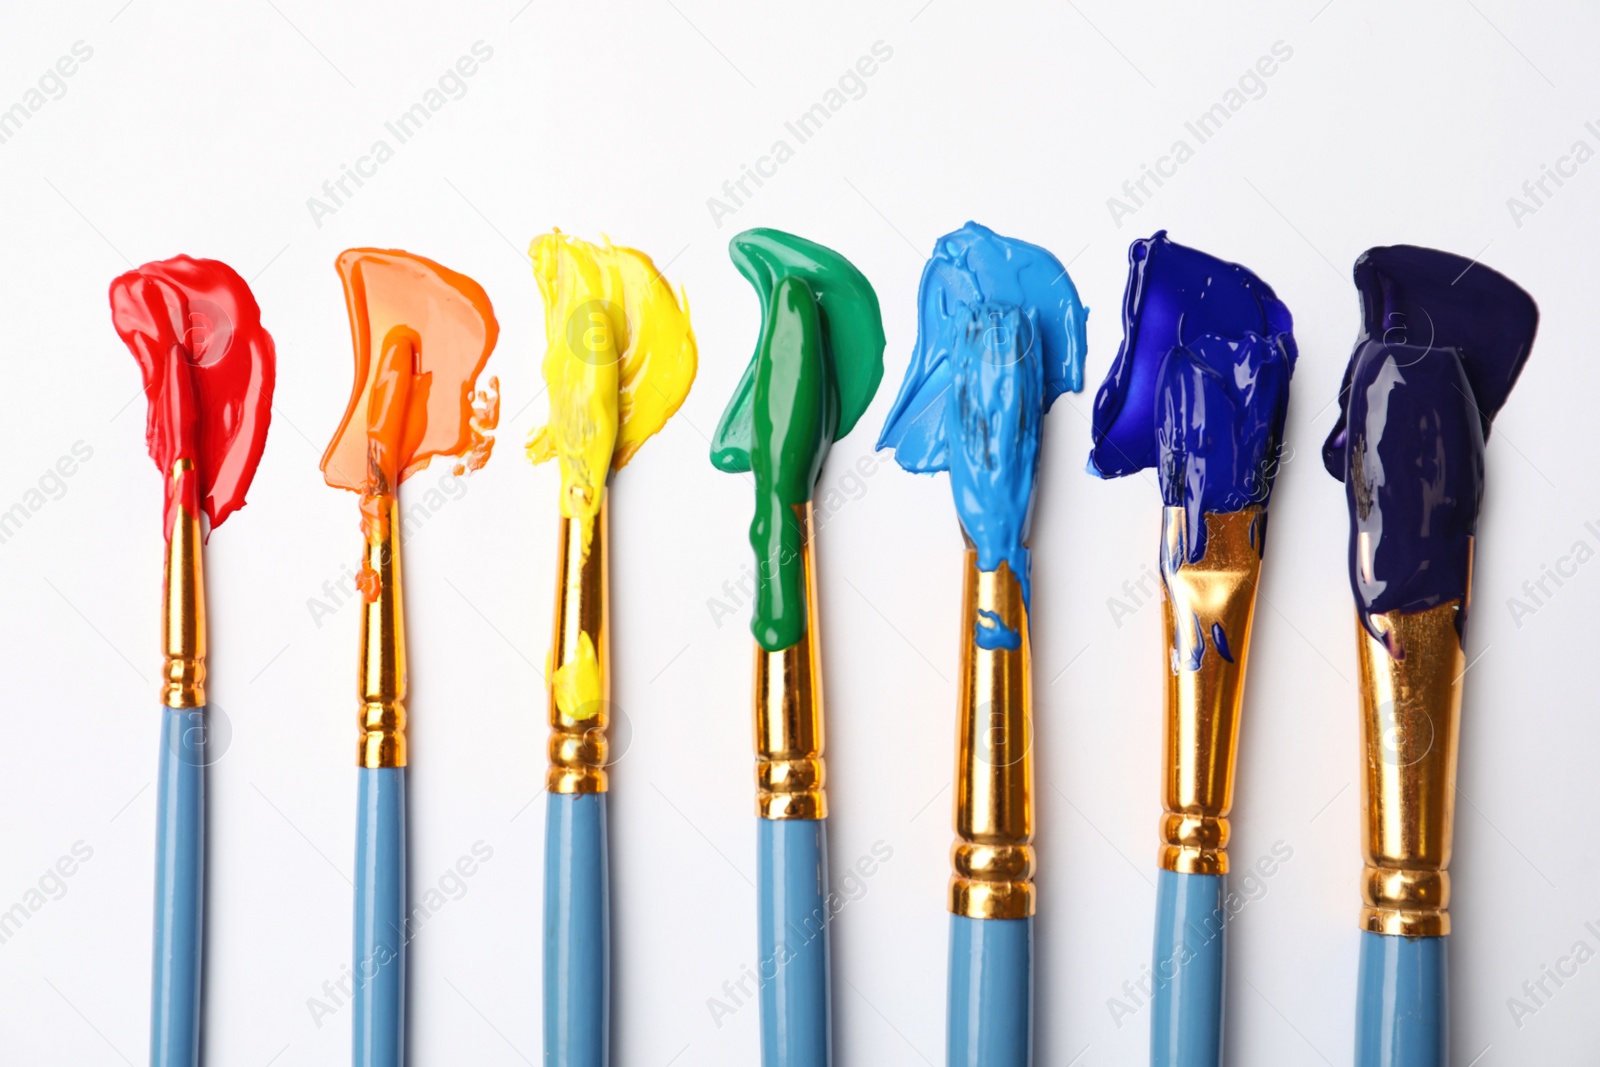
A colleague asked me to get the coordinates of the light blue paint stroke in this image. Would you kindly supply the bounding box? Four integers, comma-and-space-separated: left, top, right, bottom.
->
878, 222, 1088, 609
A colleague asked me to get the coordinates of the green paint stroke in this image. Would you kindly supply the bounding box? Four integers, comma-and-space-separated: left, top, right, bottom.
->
711, 229, 886, 651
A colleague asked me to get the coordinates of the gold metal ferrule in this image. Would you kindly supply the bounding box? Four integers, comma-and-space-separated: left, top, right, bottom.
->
547, 503, 610, 795
161, 465, 207, 709
358, 495, 407, 769
1158, 507, 1265, 875
950, 548, 1034, 920
754, 502, 825, 821
1356, 599, 1466, 937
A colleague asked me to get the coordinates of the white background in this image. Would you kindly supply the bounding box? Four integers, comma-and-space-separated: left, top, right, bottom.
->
0, 1, 1595, 1063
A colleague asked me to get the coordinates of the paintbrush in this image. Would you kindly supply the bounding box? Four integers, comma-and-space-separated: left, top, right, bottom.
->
110, 256, 276, 1067
1322, 245, 1537, 1066
320, 248, 499, 1067
1088, 232, 1296, 1067
710, 228, 885, 1067
879, 222, 1087, 1067
524, 231, 696, 1067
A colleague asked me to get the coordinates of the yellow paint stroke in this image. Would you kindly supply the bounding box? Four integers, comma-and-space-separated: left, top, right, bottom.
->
527, 231, 697, 546
550, 631, 603, 721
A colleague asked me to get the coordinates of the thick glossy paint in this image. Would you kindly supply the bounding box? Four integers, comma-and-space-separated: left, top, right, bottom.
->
1355, 932, 1447, 1067
110, 256, 275, 535
878, 220, 1089, 471
1088, 232, 1295, 562
947, 915, 1032, 1067
526, 232, 697, 541
544, 793, 610, 1067
322, 249, 500, 543
353, 767, 406, 1067
711, 230, 885, 651
757, 818, 832, 1067
878, 222, 1089, 640
1151, 870, 1225, 1067
1322, 246, 1538, 649
950, 304, 1040, 643
150, 706, 204, 1067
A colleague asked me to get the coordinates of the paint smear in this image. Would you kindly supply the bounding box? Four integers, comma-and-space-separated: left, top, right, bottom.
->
1089, 231, 1296, 563
878, 222, 1087, 650
525, 231, 698, 555
711, 228, 886, 652
321, 249, 500, 596
549, 631, 602, 721
110, 256, 276, 537
1322, 245, 1538, 651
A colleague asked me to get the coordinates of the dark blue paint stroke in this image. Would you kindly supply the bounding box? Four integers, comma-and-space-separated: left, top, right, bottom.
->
1322, 246, 1538, 650
879, 222, 1089, 614
1210, 622, 1233, 664
975, 609, 1023, 651
1089, 232, 1297, 562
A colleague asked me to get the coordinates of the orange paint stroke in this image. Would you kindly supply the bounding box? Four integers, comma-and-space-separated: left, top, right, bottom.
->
320, 249, 500, 597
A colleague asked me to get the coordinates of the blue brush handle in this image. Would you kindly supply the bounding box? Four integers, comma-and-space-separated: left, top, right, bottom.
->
353, 767, 406, 1067
1150, 869, 1226, 1067
544, 793, 611, 1067
151, 705, 205, 1067
1355, 931, 1447, 1067
757, 818, 832, 1067
947, 914, 1032, 1067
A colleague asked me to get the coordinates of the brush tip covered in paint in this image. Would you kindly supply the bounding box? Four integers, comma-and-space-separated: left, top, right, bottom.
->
1323, 244, 1538, 646
322, 248, 500, 502
526, 231, 698, 528
878, 221, 1088, 613
1088, 231, 1296, 562
878, 220, 1088, 473
109, 254, 276, 535
711, 228, 886, 475
712, 228, 886, 651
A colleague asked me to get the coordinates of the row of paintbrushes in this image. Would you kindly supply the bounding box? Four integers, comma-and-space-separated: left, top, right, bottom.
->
115, 223, 1537, 1067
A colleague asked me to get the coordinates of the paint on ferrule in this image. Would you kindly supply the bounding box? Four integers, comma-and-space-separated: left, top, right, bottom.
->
975, 608, 1021, 651
878, 221, 1089, 613
711, 228, 886, 652
1321, 245, 1538, 651
1088, 231, 1296, 563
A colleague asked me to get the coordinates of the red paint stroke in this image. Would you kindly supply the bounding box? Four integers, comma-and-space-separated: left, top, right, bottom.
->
110, 256, 276, 538
320, 249, 500, 597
